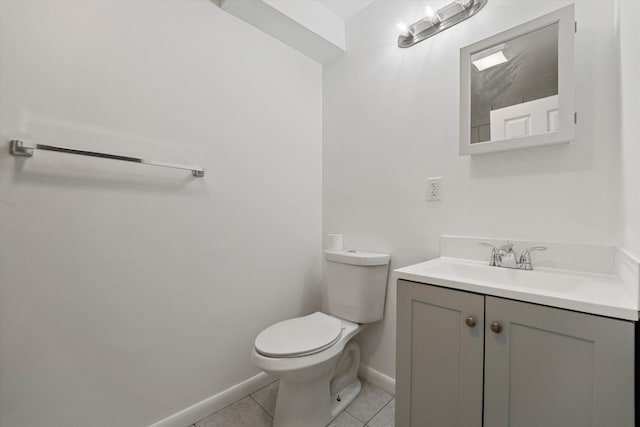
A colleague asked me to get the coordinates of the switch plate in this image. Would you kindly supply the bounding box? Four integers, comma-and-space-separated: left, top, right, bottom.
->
427, 177, 442, 201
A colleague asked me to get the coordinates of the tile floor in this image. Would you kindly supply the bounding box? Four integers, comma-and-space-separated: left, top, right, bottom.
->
190, 378, 395, 427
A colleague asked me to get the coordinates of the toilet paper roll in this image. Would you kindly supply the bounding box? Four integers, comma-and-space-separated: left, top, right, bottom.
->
327, 234, 344, 251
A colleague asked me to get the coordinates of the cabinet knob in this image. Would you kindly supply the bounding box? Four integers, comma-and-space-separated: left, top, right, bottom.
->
465, 317, 477, 328
490, 322, 503, 334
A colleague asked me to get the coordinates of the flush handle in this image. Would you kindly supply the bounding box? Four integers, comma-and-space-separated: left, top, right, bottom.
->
465, 317, 477, 328
490, 322, 503, 334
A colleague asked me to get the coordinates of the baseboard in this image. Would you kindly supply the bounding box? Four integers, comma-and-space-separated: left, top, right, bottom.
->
358, 364, 396, 395
149, 372, 275, 427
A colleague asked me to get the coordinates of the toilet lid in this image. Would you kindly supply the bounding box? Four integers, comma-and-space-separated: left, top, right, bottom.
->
255, 312, 342, 358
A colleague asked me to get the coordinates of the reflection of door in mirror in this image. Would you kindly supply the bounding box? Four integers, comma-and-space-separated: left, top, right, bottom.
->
470, 23, 558, 144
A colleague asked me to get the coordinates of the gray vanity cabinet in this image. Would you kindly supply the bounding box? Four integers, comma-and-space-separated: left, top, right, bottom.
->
396, 280, 485, 427
484, 296, 635, 427
396, 280, 636, 427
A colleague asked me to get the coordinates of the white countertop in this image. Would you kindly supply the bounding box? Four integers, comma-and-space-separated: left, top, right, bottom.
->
394, 257, 639, 321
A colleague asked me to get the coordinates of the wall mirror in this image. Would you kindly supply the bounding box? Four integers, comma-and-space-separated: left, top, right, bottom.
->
459, 4, 575, 155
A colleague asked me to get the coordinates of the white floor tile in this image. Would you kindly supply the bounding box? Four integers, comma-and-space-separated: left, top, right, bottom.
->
366, 398, 394, 427
345, 379, 393, 424
195, 396, 272, 427
327, 411, 365, 427
250, 380, 279, 418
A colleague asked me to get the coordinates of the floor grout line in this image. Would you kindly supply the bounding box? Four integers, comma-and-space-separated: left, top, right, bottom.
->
365, 396, 394, 425
364, 396, 394, 425
248, 393, 273, 420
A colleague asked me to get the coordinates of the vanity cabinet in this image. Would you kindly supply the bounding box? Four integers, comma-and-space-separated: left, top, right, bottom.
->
396, 281, 484, 427
396, 279, 635, 427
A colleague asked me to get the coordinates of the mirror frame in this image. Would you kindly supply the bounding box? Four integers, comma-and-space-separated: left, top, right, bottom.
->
459, 4, 575, 155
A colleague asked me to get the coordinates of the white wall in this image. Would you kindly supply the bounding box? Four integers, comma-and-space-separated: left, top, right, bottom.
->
618, 0, 640, 259
323, 0, 622, 379
0, 1, 322, 427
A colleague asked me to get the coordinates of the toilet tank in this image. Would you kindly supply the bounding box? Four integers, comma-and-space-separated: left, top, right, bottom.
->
325, 250, 390, 323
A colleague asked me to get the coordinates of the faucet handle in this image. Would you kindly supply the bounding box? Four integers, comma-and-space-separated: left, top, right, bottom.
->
479, 242, 498, 249
521, 246, 547, 256
479, 242, 500, 266
518, 246, 547, 270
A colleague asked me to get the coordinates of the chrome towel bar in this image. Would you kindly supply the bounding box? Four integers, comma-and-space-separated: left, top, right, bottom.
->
9, 139, 205, 177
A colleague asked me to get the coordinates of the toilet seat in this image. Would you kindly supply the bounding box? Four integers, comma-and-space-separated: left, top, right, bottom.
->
255, 312, 343, 358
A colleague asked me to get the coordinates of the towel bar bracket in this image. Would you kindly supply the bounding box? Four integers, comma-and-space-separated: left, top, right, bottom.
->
9, 140, 34, 157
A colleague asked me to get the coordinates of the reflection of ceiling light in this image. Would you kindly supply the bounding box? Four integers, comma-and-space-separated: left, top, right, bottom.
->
472, 51, 509, 71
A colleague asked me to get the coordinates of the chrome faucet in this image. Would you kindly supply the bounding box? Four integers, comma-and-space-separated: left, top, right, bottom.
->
480, 242, 547, 270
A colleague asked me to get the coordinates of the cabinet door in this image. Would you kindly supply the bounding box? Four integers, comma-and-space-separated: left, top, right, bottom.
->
484, 296, 635, 427
396, 280, 484, 427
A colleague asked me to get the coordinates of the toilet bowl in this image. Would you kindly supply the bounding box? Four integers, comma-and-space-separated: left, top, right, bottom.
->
251, 249, 390, 427
251, 312, 364, 427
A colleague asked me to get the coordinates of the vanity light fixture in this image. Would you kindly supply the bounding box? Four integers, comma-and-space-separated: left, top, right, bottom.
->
398, 0, 488, 48
472, 50, 508, 71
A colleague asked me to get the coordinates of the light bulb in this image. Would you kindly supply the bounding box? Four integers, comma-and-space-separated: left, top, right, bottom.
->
424, 6, 439, 23
397, 21, 410, 37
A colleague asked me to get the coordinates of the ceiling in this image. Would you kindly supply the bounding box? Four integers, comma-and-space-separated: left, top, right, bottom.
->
317, 0, 375, 21
220, 0, 376, 62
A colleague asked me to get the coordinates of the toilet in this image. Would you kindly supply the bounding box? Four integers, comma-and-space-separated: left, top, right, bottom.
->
251, 249, 390, 427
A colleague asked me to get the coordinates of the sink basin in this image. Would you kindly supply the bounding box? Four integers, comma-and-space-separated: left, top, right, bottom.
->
420, 259, 588, 293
